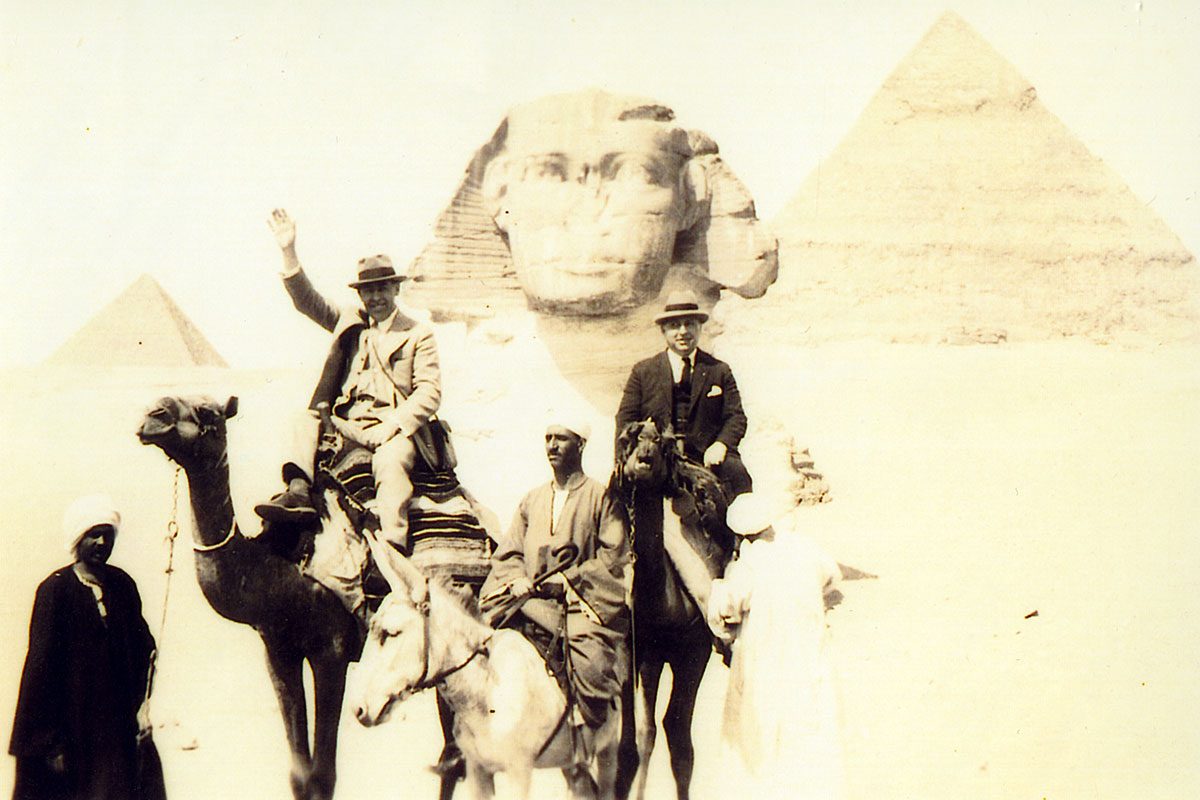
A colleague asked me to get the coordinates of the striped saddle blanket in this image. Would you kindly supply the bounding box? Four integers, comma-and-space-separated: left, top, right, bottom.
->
314, 430, 494, 587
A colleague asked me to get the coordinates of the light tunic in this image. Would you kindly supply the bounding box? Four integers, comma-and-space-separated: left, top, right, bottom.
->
709, 520, 844, 798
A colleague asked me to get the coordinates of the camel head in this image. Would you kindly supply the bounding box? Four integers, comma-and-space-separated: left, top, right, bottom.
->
615, 418, 676, 491
138, 395, 239, 469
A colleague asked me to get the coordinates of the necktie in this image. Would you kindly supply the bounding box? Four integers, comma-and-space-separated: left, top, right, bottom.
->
680, 355, 692, 389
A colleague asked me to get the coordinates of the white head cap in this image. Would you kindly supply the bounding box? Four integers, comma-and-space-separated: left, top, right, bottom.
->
62, 493, 121, 555
725, 492, 794, 537
546, 409, 592, 444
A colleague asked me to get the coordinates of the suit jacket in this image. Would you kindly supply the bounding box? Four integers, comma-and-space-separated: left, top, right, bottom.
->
615, 349, 748, 458
284, 267, 441, 437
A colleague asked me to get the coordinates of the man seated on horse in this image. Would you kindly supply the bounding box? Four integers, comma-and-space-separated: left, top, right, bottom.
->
256, 208, 442, 594
479, 416, 631, 762
616, 289, 753, 500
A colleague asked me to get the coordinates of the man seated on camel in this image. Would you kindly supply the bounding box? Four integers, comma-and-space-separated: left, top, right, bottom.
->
616, 289, 753, 500
256, 208, 441, 593
479, 416, 631, 763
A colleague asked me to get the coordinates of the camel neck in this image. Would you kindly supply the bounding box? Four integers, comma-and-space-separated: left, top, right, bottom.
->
186, 451, 237, 548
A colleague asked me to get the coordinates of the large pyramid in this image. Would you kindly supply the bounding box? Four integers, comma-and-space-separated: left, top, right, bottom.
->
767, 12, 1196, 343
47, 274, 228, 367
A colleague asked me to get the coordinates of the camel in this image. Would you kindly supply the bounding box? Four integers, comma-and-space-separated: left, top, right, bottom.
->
352, 566, 624, 800
138, 395, 360, 800
609, 419, 736, 800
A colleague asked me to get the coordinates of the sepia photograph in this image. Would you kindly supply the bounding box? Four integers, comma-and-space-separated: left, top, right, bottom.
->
2, 2, 1197, 798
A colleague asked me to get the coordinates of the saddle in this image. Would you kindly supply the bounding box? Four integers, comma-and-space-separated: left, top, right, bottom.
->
311, 423, 493, 611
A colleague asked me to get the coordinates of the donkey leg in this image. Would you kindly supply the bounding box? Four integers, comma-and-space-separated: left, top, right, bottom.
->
464, 760, 496, 800
435, 691, 466, 800
262, 639, 312, 800
307, 657, 348, 800
661, 646, 709, 800
596, 694, 624, 800
614, 674, 638, 800
632, 659, 664, 800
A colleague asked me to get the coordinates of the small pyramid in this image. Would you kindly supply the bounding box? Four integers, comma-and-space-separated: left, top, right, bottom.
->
769, 12, 1196, 343
47, 274, 228, 367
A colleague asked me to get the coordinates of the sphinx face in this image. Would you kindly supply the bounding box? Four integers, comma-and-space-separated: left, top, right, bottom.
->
485, 121, 697, 315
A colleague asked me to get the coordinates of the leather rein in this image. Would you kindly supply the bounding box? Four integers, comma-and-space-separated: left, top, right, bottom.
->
404, 596, 489, 696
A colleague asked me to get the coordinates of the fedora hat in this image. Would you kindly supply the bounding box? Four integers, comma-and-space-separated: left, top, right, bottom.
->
348, 254, 408, 289
653, 290, 709, 325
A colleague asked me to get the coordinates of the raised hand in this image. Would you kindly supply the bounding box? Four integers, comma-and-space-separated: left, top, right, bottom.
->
267, 208, 297, 251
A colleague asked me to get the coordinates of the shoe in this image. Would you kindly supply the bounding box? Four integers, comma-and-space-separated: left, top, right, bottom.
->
254, 485, 318, 525
428, 747, 465, 779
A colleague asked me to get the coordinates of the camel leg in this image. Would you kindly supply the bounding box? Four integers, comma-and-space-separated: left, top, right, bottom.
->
632, 658, 665, 800
661, 644, 709, 800
262, 639, 312, 800
307, 657, 348, 800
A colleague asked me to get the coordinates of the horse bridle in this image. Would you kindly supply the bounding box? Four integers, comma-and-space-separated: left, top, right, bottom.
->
397, 595, 489, 699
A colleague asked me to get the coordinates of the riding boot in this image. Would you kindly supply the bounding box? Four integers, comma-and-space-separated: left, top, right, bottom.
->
255, 462, 319, 524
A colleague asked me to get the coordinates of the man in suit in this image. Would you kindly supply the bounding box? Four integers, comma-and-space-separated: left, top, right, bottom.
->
255, 208, 441, 589
615, 290, 753, 499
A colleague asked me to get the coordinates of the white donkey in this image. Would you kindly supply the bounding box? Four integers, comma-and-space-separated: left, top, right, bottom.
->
352, 566, 623, 800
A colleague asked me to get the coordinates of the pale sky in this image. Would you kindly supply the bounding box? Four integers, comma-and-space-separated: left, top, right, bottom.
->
2, 0, 1197, 367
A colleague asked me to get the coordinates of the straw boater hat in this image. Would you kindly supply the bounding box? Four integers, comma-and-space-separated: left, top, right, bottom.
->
348, 254, 408, 288
653, 290, 709, 325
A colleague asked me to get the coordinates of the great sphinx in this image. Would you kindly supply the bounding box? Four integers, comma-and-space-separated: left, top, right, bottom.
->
404, 89, 780, 405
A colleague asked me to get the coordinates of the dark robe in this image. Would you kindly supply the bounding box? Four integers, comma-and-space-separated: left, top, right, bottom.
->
9, 565, 156, 800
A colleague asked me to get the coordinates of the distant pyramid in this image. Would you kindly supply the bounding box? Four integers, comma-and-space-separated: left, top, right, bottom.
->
47, 274, 228, 367
769, 12, 1196, 343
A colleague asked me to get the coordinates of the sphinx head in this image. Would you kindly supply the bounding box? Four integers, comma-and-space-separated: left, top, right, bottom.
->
417, 89, 777, 317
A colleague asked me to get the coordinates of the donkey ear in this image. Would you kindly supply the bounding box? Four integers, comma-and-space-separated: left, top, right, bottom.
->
225, 396, 239, 419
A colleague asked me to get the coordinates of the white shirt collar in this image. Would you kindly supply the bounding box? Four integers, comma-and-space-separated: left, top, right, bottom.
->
665, 349, 696, 383
372, 308, 400, 331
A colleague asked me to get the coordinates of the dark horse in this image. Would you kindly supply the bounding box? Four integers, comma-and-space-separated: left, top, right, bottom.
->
610, 419, 736, 800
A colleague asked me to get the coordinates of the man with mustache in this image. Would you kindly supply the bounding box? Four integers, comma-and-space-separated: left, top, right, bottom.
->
616, 290, 753, 499
256, 208, 443, 590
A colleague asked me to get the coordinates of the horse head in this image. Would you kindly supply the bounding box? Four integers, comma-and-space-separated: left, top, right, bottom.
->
138, 395, 238, 468
613, 418, 678, 498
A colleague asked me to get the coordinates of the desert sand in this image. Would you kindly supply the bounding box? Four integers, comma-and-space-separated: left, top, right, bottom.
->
2, 331, 1197, 799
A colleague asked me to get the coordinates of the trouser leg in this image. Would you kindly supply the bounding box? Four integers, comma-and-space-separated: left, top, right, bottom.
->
365, 434, 417, 590
285, 411, 321, 482
716, 453, 753, 499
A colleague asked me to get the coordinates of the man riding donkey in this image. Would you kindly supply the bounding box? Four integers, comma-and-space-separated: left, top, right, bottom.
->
479, 416, 632, 781
256, 208, 478, 781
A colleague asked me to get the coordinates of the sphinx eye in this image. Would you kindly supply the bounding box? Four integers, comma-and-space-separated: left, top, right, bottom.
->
606, 155, 663, 186
524, 156, 567, 182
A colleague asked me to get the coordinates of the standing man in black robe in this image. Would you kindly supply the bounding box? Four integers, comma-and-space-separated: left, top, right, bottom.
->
9, 494, 160, 800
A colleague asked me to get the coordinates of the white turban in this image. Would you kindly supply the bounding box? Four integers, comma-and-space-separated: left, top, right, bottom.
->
63, 493, 121, 555
725, 491, 794, 537
546, 410, 592, 444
